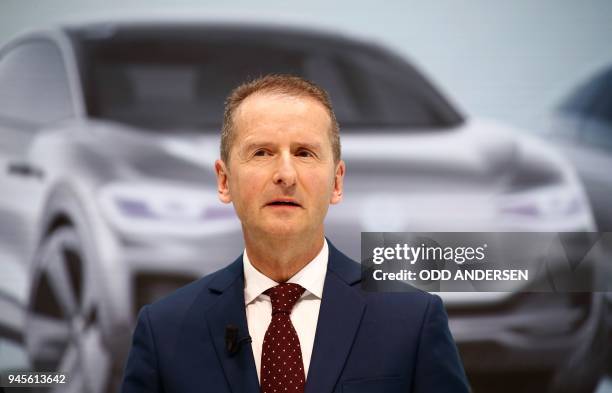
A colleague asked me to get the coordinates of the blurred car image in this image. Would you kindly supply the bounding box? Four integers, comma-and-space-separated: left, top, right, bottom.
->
544, 65, 612, 232
0, 18, 607, 393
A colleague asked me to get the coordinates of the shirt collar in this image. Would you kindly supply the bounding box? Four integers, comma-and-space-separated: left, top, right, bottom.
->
243, 239, 329, 305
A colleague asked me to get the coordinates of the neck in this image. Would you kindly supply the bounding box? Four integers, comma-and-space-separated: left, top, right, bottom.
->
244, 230, 324, 282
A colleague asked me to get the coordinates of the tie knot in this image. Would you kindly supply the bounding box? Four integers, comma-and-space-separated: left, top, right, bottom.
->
264, 283, 305, 315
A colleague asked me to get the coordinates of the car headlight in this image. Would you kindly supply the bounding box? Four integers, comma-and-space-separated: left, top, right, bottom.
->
497, 185, 594, 230
98, 182, 239, 236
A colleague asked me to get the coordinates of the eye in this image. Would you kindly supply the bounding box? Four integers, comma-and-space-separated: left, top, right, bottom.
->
296, 149, 314, 158
254, 149, 270, 157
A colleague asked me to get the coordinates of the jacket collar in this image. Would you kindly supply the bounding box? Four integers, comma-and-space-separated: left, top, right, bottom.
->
304, 241, 365, 393
203, 253, 260, 393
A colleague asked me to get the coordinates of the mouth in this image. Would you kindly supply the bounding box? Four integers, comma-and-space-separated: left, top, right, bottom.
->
266, 199, 302, 208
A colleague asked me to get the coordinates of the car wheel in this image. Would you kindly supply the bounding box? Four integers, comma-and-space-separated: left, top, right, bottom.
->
25, 226, 115, 393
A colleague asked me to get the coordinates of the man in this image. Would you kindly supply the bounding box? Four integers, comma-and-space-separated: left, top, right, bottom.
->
121, 75, 469, 393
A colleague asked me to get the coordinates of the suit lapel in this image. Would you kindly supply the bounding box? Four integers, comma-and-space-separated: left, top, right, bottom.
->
305, 242, 366, 393
204, 257, 260, 393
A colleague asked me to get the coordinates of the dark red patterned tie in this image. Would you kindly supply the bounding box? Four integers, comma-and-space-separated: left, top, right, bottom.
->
260, 283, 306, 393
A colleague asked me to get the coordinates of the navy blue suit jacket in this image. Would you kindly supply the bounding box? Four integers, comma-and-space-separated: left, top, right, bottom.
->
121, 241, 469, 393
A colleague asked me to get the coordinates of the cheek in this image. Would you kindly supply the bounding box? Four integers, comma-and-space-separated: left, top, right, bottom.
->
230, 170, 265, 204
303, 172, 335, 202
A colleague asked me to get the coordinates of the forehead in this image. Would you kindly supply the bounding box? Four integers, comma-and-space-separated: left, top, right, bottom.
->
232, 92, 331, 141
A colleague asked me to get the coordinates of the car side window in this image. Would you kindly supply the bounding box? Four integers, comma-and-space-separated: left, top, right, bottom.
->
0, 40, 74, 127
581, 74, 612, 150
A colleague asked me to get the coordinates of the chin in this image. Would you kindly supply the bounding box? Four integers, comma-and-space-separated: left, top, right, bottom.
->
256, 220, 307, 238
264, 225, 302, 238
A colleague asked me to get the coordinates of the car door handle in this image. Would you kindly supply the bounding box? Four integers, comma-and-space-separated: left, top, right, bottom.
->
6, 161, 45, 180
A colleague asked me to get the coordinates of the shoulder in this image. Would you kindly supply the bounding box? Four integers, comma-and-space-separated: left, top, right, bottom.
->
327, 240, 441, 320
142, 256, 242, 327
327, 244, 469, 391
353, 276, 442, 325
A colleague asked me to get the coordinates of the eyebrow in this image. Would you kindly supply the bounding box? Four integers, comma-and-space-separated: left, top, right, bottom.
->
241, 141, 323, 152
241, 141, 272, 153
292, 142, 322, 151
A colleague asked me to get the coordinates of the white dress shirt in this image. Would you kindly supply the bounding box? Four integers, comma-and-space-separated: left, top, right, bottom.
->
243, 239, 328, 383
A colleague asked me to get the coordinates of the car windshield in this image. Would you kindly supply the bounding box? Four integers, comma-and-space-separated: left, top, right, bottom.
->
71, 26, 463, 131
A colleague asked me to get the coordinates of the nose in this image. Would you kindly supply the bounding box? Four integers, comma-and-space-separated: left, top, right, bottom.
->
272, 153, 297, 188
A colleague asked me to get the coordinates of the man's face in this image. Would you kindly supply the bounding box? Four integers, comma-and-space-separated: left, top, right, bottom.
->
215, 92, 345, 240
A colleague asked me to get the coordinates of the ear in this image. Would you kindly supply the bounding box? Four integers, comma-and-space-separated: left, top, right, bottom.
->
330, 160, 345, 205
215, 159, 232, 204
